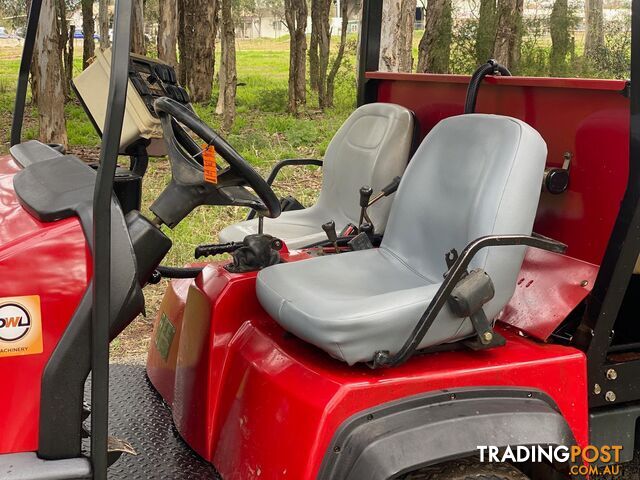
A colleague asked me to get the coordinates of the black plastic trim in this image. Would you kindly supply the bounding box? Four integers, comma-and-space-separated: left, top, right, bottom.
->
318, 387, 575, 480
12, 155, 144, 460
590, 403, 640, 464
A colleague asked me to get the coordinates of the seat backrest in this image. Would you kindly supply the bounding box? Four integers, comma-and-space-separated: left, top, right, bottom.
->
382, 114, 547, 310
314, 103, 414, 232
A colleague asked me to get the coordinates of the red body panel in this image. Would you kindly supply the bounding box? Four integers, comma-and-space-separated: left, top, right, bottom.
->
0, 155, 90, 453
147, 263, 588, 480
501, 249, 598, 340
369, 73, 629, 265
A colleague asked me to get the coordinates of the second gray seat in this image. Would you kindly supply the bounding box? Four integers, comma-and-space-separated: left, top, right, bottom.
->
256, 114, 547, 365
218, 103, 414, 249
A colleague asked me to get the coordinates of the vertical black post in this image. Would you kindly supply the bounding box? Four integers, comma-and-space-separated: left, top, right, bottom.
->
357, 0, 383, 106
574, 0, 640, 406
11, 0, 43, 146
91, 0, 132, 478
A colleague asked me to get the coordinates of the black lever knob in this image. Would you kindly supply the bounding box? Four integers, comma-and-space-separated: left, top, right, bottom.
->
359, 186, 373, 208
360, 222, 374, 240
322, 220, 340, 253
322, 220, 338, 243
543, 168, 570, 194
382, 176, 401, 196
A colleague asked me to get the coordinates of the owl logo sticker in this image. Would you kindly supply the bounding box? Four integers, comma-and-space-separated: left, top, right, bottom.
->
0, 296, 42, 358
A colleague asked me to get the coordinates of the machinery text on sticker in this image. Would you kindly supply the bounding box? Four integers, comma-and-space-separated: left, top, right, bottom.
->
0, 296, 43, 357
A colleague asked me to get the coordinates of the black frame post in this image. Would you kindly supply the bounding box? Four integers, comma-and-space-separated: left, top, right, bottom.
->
10, 0, 43, 146
357, 0, 382, 106
574, 0, 640, 407
91, 1, 133, 479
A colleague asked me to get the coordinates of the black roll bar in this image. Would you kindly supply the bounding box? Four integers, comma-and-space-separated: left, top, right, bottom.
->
356, 0, 383, 106
91, 2, 133, 479
10, 0, 43, 146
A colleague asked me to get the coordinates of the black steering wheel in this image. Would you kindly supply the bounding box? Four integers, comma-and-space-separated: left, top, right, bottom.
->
150, 96, 281, 228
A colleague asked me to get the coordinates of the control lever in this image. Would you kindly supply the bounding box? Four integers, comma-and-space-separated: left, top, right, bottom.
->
358, 186, 373, 228
543, 152, 571, 194
357, 176, 402, 232
322, 220, 340, 253
359, 222, 374, 241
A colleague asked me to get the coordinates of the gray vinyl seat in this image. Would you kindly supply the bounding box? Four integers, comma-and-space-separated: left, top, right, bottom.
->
256, 114, 548, 365
218, 103, 415, 249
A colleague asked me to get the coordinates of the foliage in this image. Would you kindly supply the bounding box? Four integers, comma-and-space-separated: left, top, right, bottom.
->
449, 18, 480, 74
582, 12, 631, 79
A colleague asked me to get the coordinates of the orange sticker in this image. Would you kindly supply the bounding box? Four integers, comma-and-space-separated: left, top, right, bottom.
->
202, 144, 217, 184
0, 295, 43, 358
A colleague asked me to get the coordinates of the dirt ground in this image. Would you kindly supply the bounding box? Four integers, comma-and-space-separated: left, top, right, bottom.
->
110, 281, 167, 364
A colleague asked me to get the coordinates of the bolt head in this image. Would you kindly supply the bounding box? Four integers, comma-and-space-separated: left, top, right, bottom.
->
482, 331, 493, 343
607, 369, 618, 380
580, 280, 589, 287
594, 383, 602, 395
605, 391, 617, 402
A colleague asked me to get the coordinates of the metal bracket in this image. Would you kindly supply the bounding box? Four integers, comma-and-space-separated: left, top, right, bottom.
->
372, 233, 567, 368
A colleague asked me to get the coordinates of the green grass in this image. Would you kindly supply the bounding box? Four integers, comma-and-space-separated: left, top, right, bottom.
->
0, 38, 354, 266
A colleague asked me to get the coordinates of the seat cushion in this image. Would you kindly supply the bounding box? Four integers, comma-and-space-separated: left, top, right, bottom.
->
256, 247, 474, 365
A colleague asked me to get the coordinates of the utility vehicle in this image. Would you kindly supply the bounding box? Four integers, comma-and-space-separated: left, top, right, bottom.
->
1, 0, 640, 479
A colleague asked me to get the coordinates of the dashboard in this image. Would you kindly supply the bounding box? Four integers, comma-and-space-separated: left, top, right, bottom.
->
73, 50, 190, 155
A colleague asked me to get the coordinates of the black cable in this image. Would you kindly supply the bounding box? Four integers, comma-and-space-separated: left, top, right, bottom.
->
156, 265, 204, 278
464, 60, 511, 114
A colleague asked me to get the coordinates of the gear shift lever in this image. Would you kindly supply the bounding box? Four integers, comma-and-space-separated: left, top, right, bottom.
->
359, 186, 373, 228
322, 220, 340, 253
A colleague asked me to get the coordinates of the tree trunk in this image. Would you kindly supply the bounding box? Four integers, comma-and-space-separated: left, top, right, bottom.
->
215, 0, 237, 132
33, 0, 68, 147
493, 0, 523, 71
326, 0, 350, 107
99, 0, 110, 49
81, 0, 95, 68
379, 0, 416, 72
550, 0, 571, 76
475, 0, 496, 64
284, 0, 307, 113
178, 0, 187, 85
131, 0, 146, 55
179, 0, 218, 102
416, 0, 452, 73
309, 3, 319, 92
314, 0, 332, 107
584, 0, 604, 58
158, 0, 179, 70
55, 0, 69, 97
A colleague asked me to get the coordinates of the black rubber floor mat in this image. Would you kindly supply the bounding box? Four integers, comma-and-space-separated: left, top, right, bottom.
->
85, 364, 221, 479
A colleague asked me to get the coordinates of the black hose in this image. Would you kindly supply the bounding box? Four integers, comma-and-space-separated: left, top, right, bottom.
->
156, 265, 204, 278
464, 59, 512, 114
